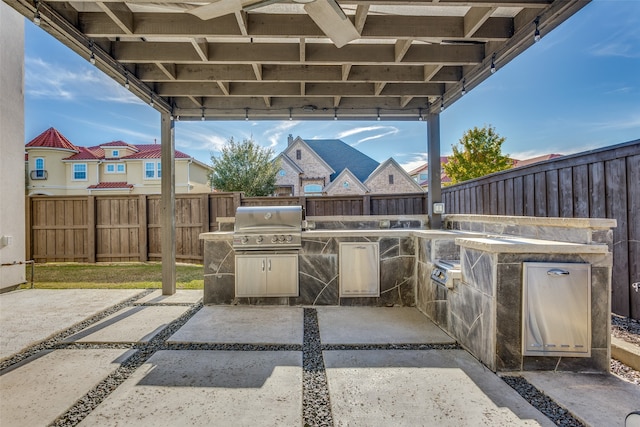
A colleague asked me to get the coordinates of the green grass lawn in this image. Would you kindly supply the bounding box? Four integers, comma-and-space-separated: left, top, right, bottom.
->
22, 262, 204, 290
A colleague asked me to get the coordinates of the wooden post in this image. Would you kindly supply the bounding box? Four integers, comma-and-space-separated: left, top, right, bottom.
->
427, 113, 442, 229
233, 192, 242, 212
139, 194, 148, 262
201, 194, 210, 233
24, 196, 31, 261
87, 196, 96, 263
161, 113, 176, 295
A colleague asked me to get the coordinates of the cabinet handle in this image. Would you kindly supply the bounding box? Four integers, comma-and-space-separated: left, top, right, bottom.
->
262, 260, 265, 271
547, 268, 570, 276
268, 259, 272, 271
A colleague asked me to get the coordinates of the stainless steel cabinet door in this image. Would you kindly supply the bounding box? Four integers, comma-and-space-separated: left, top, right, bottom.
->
522, 262, 591, 357
339, 242, 380, 297
236, 255, 267, 297
266, 254, 299, 297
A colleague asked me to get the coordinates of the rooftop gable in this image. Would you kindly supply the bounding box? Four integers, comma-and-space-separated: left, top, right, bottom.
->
365, 157, 424, 192
323, 168, 370, 194
25, 127, 79, 152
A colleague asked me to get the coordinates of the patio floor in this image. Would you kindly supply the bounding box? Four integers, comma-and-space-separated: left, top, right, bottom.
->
1, 289, 637, 426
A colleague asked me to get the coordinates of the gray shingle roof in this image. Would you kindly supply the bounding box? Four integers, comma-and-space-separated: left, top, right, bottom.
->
304, 139, 379, 182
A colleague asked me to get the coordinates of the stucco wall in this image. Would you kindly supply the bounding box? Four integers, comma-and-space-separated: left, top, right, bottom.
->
0, 2, 26, 290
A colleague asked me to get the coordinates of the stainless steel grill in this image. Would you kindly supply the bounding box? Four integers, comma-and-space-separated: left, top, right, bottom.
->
233, 206, 303, 250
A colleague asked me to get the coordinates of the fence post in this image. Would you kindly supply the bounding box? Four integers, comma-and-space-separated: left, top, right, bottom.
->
87, 196, 96, 263
233, 192, 242, 211
139, 194, 148, 262
202, 194, 210, 233
24, 196, 31, 260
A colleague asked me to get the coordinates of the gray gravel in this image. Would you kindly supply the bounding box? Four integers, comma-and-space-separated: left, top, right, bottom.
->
611, 314, 640, 385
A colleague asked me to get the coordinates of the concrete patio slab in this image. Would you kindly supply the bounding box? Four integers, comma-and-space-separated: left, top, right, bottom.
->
0, 349, 133, 427
324, 349, 553, 427
521, 371, 640, 427
316, 306, 455, 345
0, 289, 144, 359
79, 350, 302, 426
168, 306, 303, 345
64, 305, 191, 343
135, 289, 203, 304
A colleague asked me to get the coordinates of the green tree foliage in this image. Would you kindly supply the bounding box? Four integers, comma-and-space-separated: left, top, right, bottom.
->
209, 137, 279, 196
442, 125, 513, 184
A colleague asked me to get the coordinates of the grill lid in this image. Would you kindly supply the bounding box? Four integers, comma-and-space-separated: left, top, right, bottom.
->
233, 205, 302, 249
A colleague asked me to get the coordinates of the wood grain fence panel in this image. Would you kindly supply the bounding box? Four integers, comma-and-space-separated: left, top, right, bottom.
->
546, 170, 559, 217
534, 172, 547, 217
497, 180, 505, 215
523, 174, 535, 216
589, 162, 606, 218
573, 164, 589, 218
558, 167, 573, 217
513, 176, 524, 215
627, 155, 640, 319
469, 186, 477, 214
606, 158, 629, 316
504, 178, 514, 216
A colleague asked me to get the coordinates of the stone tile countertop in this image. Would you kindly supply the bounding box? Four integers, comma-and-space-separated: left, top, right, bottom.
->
455, 235, 610, 254
199, 229, 472, 240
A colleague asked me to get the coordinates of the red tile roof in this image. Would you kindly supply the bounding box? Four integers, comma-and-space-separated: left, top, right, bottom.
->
87, 182, 134, 189
25, 127, 79, 152
121, 145, 191, 160
513, 154, 563, 168
26, 128, 194, 162
63, 147, 104, 161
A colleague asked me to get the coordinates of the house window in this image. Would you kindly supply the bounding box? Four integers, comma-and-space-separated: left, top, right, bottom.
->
419, 173, 428, 181
343, 181, 349, 188
146, 162, 162, 179
279, 169, 286, 176
34, 158, 45, 178
303, 184, 322, 195
73, 163, 87, 181
106, 163, 126, 173
388, 174, 394, 184
112, 150, 119, 157
296, 149, 301, 160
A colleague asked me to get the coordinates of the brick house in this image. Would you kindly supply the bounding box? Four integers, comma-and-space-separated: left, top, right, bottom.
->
25, 127, 211, 195
275, 135, 423, 196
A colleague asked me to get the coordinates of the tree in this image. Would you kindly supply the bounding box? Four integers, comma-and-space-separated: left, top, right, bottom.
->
442, 125, 513, 184
209, 137, 279, 196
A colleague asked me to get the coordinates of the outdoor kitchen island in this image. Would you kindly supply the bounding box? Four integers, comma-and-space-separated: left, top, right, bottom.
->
200, 213, 615, 373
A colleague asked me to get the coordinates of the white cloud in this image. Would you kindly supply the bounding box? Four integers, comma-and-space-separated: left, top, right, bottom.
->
353, 128, 399, 146
262, 121, 299, 148
25, 56, 143, 105
335, 125, 389, 139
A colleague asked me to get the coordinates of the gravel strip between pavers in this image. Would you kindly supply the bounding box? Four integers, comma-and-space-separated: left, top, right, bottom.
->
303, 308, 334, 427
502, 376, 585, 427
49, 302, 204, 427
0, 289, 154, 371
322, 343, 461, 351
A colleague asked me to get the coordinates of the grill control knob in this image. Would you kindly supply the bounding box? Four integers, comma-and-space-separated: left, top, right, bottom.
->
256, 236, 263, 243
241, 236, 249, 244
278, 235, 285, 242
286, 235, 293, 242
271, 236, 278, 243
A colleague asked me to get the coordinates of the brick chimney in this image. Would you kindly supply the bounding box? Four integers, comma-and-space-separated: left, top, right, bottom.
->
288, 134, 294, 146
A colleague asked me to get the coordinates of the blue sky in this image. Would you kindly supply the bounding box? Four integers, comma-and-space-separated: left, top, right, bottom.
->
23, 0, 639, 171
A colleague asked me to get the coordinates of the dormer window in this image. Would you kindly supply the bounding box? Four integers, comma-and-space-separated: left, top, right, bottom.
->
112, 150, 119, 158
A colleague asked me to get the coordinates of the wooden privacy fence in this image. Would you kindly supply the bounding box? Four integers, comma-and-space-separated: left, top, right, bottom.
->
26, 192, 429, 264
441, 140, 640, 319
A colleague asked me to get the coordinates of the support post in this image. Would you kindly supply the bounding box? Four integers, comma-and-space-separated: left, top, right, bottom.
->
427, 113, 442, 229
161, 113, 176, 295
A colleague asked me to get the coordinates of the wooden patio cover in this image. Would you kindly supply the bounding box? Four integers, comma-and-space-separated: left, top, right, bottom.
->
3, 0, 589, 293
4, 0, 587, 120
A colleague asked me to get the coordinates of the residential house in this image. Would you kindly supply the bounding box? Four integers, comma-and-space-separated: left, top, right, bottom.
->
25, 127, 211, 195
410, 153, 564, 189
275, 135, 423, 196
408, 157, 451, 190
